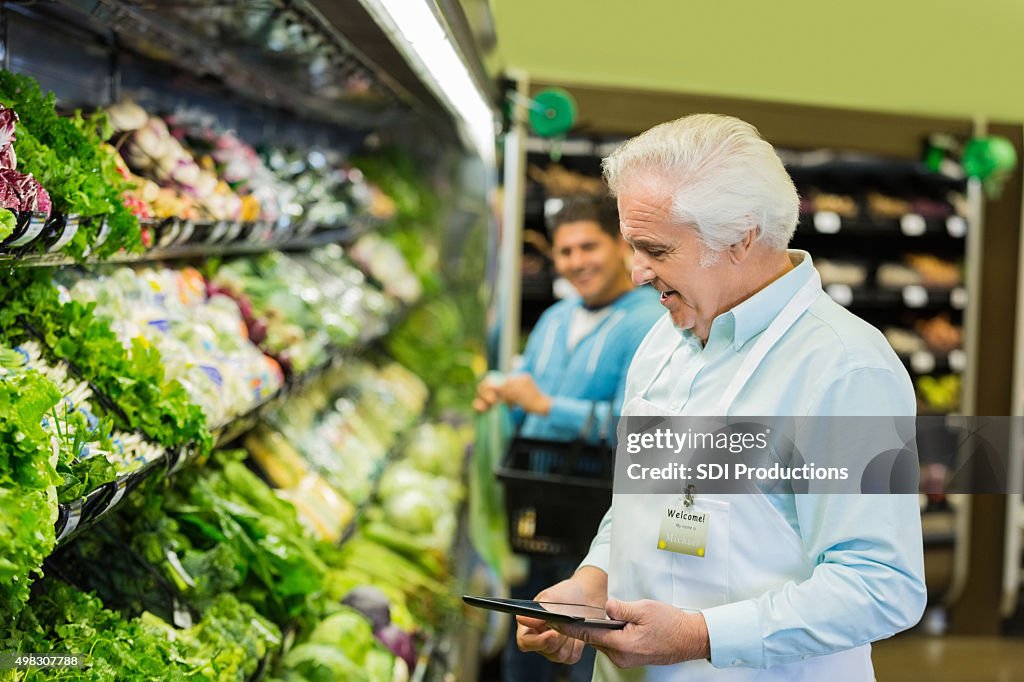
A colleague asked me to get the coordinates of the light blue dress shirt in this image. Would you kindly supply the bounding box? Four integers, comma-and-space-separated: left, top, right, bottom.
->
581, 251, 927, 672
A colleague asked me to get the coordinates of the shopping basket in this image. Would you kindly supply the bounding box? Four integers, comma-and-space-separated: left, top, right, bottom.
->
496, 409, 615, 558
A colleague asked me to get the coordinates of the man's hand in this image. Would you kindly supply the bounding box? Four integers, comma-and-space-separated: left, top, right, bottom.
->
472, 378, 503, 413
516, 567, 608, 664
499, 374, 552, 415
551, 599, 710, 669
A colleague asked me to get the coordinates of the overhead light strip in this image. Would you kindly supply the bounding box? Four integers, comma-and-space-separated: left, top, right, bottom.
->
359, 0, 495, 163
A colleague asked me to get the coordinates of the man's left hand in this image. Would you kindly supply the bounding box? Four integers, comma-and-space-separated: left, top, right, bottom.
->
499, 374, 552, 415
551, 598, 710, 669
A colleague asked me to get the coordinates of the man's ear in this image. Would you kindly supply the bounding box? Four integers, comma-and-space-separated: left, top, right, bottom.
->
728, 227, 758, 263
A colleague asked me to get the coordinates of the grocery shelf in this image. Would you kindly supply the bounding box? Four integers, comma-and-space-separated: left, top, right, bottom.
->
898, 350, 967, 376
52, 306, 407, 547
35, 0, 410, 128
822, 284, 968, 312
0, 217, 380, 269
796, 211, 968, 240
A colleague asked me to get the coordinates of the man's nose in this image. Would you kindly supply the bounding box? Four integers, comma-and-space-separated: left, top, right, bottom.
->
566, 249, 585, 271
631, 253, 654, 286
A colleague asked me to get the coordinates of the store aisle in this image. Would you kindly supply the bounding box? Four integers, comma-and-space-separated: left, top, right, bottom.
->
873, 634, 1024, 681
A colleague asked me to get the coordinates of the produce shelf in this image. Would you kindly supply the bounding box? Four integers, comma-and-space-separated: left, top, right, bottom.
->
0, 217, 380, 268
33, 0, 411, 128
52, 305, 408, 547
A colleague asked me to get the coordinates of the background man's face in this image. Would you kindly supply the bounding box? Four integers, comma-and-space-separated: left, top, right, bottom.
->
552, 220, 629, 307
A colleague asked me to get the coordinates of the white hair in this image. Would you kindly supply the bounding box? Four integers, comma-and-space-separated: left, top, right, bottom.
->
602, 114, 799, 257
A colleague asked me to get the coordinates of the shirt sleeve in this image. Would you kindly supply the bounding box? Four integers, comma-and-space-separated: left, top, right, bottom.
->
702, 367, 927, 669
509, 309, 552, 428
578, 506, 613, 573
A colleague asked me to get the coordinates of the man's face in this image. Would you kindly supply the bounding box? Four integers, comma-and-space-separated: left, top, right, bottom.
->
552, 220, 629, 307
618, 180, 730, 332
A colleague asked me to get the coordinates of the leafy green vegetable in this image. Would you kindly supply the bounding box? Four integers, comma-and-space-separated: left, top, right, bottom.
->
78, 449, 331, 632
0, 268, 211, 455
307, 607, 375, 663
0, 360, 61, 621
48, 402, 117, 503
386, 298, 479, 413
282, 642, 365, 682
352, 148, 442, 288
0, 71, 141, 257
3, 578, 279, 682
0, 208, 14, 243
169, 457, 327, 625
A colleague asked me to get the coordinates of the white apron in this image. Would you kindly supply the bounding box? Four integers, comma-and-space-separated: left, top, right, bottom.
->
594, 270, 873, 681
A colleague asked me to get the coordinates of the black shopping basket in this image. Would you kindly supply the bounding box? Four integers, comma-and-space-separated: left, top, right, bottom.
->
496, 420, 615, 558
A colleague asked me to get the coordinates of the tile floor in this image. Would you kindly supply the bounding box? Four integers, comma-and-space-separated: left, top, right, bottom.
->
873, 634, 1024, 681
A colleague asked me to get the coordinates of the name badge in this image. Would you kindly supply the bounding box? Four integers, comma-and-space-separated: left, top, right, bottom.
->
657, 505, 710, 557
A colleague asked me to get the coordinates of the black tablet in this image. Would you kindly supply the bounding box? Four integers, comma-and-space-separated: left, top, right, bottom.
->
463, 596, 627, 629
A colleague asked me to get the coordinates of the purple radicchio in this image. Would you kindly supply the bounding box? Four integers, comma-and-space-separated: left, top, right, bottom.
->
0, 106, 20, 171
0, 168, 51, 213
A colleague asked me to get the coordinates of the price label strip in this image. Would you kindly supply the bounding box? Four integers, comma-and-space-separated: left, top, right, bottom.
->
205, 220, 232, 244
902, 285, 929, 308
899, 214, 927, 237
104, 477, 129, 516
222, 220, 245, 243
951, 287, 968, 310
948, 349, 967, 373
55, 498, 84, 543
173, 220, 196, 246
946, 216, 967, 238
825, 283, 854, 307
7, 213, 49, 247
910, 351, 936, 374
813, 211, 842, 234
156, 219, 182, 249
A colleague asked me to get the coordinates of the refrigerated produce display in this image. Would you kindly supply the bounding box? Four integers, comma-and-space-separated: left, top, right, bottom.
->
0, 2, 490, 680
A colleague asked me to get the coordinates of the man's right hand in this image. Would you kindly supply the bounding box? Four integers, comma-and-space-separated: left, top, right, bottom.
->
516, 566, 609, 664
472, 378, 502, 413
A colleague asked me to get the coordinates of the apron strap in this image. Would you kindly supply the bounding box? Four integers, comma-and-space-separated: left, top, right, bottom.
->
715, 269, 822, 415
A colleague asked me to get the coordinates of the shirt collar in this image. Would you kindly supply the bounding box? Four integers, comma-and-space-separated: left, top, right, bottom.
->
726, 250, 817, 351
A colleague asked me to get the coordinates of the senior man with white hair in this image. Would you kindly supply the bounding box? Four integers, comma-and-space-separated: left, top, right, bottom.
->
516, 114, 926, 681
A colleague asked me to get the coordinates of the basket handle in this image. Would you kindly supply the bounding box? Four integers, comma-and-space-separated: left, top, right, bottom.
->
579, 400, 613, 446
566, 401, 612, 470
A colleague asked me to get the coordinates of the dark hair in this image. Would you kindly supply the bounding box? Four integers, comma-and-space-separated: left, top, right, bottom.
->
549, 193, 620, 240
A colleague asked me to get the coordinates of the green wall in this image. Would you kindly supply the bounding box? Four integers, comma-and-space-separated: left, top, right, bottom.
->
491, 0, 1024, 121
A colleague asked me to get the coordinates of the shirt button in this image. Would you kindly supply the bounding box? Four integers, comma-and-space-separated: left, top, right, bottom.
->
732, 659, 744, 666
802, 654, 813, 660
671, 401, 681, 411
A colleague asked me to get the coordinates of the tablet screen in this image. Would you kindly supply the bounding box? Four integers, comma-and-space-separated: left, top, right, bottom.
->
463, 596, 626, 628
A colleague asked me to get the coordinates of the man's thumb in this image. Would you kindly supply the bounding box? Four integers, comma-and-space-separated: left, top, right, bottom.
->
605, 598, 640, 623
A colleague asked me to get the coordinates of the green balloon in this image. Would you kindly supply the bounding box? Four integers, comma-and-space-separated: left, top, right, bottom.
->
963, 136, 1018, 179
528, 89, 577, 138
